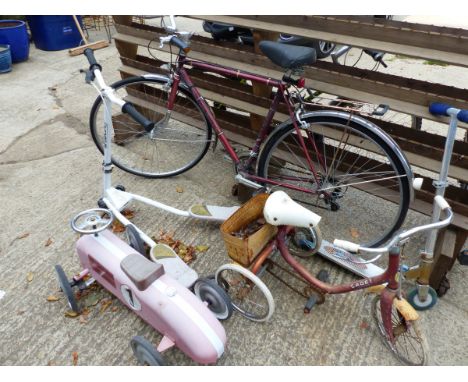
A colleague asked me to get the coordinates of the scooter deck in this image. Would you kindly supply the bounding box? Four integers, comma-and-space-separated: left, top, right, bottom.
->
189, 204, 239, 221
317, 240, 384, 278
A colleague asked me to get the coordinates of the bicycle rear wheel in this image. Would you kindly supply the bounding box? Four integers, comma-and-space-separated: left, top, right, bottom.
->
257, 111, 411, 247
215, 263, 274, 322
372, 295, 428, 366
89, 76, 212, 178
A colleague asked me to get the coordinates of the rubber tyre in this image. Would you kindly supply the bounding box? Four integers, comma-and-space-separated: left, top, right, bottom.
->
126, 224, 146, 256
257, 113, 411, 248
193, 278, 233, 320
407, 286, 438, 311
54, 265, 80, 313
130, 336, 166, 366
89, 76, 212, 178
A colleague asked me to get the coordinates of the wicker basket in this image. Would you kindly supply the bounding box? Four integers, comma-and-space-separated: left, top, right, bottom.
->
220, 193, 277, 267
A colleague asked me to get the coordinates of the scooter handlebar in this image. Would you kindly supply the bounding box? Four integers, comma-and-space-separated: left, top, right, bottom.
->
83, 48, 102, 72
429, 102, 468, 123
122, 103, 155, 133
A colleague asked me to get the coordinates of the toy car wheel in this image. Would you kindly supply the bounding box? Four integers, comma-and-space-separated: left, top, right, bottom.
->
54, 265, 80, 313
130, 336, 166, 366
407, 286, 438, 311
193, 278, 233, 320
126, 224, 146, 256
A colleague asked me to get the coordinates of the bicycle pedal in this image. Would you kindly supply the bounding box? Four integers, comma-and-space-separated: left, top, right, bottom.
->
304, 295, 317, 314
458, 249, 468, 266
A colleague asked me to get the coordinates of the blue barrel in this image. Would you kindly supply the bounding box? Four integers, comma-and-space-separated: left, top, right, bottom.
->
26, 16, 83, 51
0, 44, 12, 73
0, 20, 29, 62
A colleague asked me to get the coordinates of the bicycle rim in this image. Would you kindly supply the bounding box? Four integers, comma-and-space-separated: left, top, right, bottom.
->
372, 295, 428, 366
89, 76, 212, 178
257, 114, 410, 247
215, 264, 274, 322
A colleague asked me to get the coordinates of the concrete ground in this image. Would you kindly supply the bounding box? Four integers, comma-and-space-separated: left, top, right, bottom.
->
0, 17, 467, 366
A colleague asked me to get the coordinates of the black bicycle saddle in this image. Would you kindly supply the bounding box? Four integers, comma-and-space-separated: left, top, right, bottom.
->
259, 40, 316, 69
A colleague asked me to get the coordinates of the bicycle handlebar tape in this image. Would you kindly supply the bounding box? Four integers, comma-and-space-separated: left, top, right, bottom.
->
170, 36, 191, 53
122, 103, 155, 132
83, 48, 102, 72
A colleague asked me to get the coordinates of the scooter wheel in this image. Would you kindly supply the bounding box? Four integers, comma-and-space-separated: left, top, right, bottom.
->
407, 286, 438, 311
97, 198, 107, 209
54, 265, 80, 313
115, 184, 126, 191
130, 336, 166, 366
193, 278, 233, 320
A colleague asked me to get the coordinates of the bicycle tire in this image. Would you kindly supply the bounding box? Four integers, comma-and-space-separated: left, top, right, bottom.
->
257, 111, 411, 248
372, 295, 428, 366
215, 263, 274, 322
89, 76, 212, 178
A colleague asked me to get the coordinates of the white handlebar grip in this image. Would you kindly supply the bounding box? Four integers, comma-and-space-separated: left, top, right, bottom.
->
412, 177, 423, 191
333, 239, 360, 253
434, 195, 450, 210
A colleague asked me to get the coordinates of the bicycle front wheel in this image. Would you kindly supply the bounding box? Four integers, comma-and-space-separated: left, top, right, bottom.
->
89, 76, 212, 178
257, 111, 411, 247
372, 295, 428, 366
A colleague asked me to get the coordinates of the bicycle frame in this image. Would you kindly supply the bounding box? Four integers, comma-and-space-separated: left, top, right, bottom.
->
168, 55, 325, 194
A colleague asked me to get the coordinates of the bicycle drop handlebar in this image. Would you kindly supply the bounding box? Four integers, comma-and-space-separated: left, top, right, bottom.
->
333, 195, 453, 260
83, 48, 155, 132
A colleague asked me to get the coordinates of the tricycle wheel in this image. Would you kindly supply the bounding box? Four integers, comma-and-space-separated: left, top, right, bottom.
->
54, 265, 80, 313
407, 286, 438, 311
215, 263, 274, 322
371, 295, 428, 366
193, 278, 233, 320
288, 226, 322, 258
130, 336, 166, 366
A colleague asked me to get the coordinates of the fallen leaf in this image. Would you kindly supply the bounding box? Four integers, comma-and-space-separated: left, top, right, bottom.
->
18, 233, 30, 240
350, 228, 360, 239
100, 299, 113, 314
195, 245, 209, 252
45, 238, 53, 247
79, 315, 88, 324
111, 306, 118, 312
122, 209, 135, 219
84, 294, 101, 308
64, 310, 79, 318
47, 360, 55, 366
17, 310, 25, 315
112, 220, 125, 233
72, 352, 78, 366
359, 320, 369, 330
46, 295, 59, 302
26, 272, 34, 282
175, 186, 184, 193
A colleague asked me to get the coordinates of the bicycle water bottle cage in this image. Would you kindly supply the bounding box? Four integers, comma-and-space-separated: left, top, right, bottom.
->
263, 190, 321, 228
259, 41, 317, 70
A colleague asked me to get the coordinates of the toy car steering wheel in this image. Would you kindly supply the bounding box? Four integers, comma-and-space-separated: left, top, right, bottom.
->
71, 208, 114, 234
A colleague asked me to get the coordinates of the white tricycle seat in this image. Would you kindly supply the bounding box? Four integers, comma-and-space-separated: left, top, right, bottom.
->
263, 191, 321, 228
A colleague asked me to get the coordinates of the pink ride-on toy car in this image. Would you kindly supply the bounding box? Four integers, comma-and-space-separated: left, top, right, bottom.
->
55, 208, 231, 365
